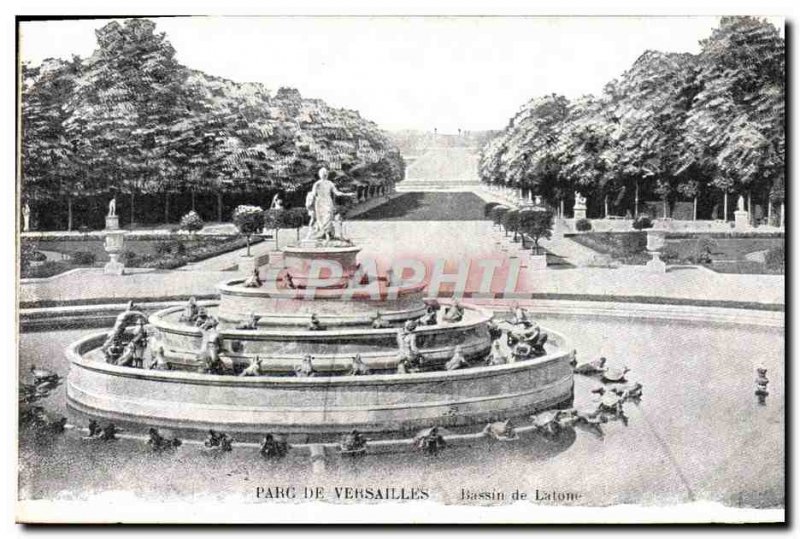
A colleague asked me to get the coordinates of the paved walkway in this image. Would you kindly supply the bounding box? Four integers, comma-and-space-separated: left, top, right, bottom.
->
474, 188, 611, 267
20, 217, 785, 308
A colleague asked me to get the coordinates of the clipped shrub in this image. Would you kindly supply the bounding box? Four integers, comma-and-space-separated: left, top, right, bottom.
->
765, 245, 785, 270
20, 242, 40, 271
232, 205, 265, 256
155, 241, 174, 255
484, 202, 501, 218
691, 237, 716, 264
70, 250, 97, 266
503, 209, 521, 240
179, 210, 204, 232
660, 244, 680, 262
520, 209, 554, 255
617, 232, 647, 255
284, 207, 309, 241
490, 205, 510, 227
119, 250, 138, 265
575, 218, 592, 232
632, 215, 654, 230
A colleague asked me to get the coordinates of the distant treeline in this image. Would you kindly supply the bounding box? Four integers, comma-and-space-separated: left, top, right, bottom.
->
479, 17, 785, 221
21, 19, 405, 230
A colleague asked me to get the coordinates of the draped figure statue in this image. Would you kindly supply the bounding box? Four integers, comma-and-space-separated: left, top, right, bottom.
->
304, 167, 355, 241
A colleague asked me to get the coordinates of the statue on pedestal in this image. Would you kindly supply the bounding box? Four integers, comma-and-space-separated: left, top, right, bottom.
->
108, 197, 117, 217
304, 167, 355, 241
22, 203, 31, 232
737, 195, 745, 212
574, 192, 587, 209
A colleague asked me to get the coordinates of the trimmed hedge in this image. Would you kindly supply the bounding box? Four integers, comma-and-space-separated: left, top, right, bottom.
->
575, 218, 592, 232
765, 245, 785, 270
632, 215, 654, 230
484, 202, 502, 218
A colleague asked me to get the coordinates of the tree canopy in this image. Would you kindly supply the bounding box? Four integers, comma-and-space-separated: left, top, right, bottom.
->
21, 19, 405, 210
479, 17, 784, 219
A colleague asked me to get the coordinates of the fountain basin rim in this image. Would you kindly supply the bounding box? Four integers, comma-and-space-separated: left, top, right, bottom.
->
216, 278, 428, 298
149, 302, 494, 338
67, 327, 569, 386
282, 245, 362, 255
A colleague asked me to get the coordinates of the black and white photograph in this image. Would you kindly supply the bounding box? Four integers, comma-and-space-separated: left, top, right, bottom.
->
12, 7, 787, 525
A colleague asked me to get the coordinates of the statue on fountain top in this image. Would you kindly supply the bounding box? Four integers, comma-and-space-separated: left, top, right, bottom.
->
574, 191, 587, 209
304, 167, 355, 243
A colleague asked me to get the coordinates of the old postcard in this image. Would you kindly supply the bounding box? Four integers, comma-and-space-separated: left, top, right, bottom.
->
14, 13, 785, 524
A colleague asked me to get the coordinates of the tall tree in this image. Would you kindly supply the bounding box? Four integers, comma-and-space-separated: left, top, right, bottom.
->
65, 19, 190, 225
21, 57, 82, 229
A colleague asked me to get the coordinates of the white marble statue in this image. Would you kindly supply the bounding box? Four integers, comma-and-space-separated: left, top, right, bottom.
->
305, 167, 355, 241
270, 193, 284, 210
108, 197, 117, 217
22, 202, 30, 232
574, 191, 587, 208
304, 190, 317, 240
737, 195, 745, 212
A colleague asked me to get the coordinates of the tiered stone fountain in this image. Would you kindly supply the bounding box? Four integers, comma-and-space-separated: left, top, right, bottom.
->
67, 175, 574, 437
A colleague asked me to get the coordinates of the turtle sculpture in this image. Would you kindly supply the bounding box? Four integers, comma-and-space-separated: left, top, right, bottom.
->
573, 356, 607, 375
147, 428, 182, 452
203, 429, 234, 453
413, 427, 447, 455
755, 367, 769, 404
339, 429, 368, 456
531, 410, 562, 437
83, 421, 119, 441
602, 366, 631, 383
483, 419, 518, 441
29, 365, 59, 385
611, 382, 643, 402
260, 433, 289, 460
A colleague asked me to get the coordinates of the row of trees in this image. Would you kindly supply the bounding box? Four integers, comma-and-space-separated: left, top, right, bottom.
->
21, 19, 405, 230
479, 17, 785, 223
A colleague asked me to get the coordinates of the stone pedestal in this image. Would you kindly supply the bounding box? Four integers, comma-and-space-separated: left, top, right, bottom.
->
268, 250, 285, 268
104, 230, 126, 275
734, 210, 750, 230
644, 231, 667, 273
238, 255, 258, 275
283, 241, 362, 289
573, 208, 586, 221
105, 215, 120, 231
528, 253, 548, 271
645, 252, 666, 273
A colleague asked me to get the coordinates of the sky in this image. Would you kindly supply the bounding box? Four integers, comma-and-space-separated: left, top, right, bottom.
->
18, 16, 784, 134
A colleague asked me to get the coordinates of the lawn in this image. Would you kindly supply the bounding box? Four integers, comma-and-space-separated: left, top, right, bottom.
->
21, 234, 263, 278
569, 232, 784, 275
350, 192, 488, 221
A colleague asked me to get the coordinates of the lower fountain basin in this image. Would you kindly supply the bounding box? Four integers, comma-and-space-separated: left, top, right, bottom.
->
65, 327, 573, 435
148, 303, 494, 373
216, 278, 428, 327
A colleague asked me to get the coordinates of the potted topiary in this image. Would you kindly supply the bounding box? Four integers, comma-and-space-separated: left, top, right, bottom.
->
263, 208, 287, 250
179, 210, 204, 234
575, 218, 592, 232
490, 206, 510, 232
520, 208, 553, 270
284, 207, 309, 242
632, 215, 654, 230
232, 205, 265, 274
503, 209, 521, 241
